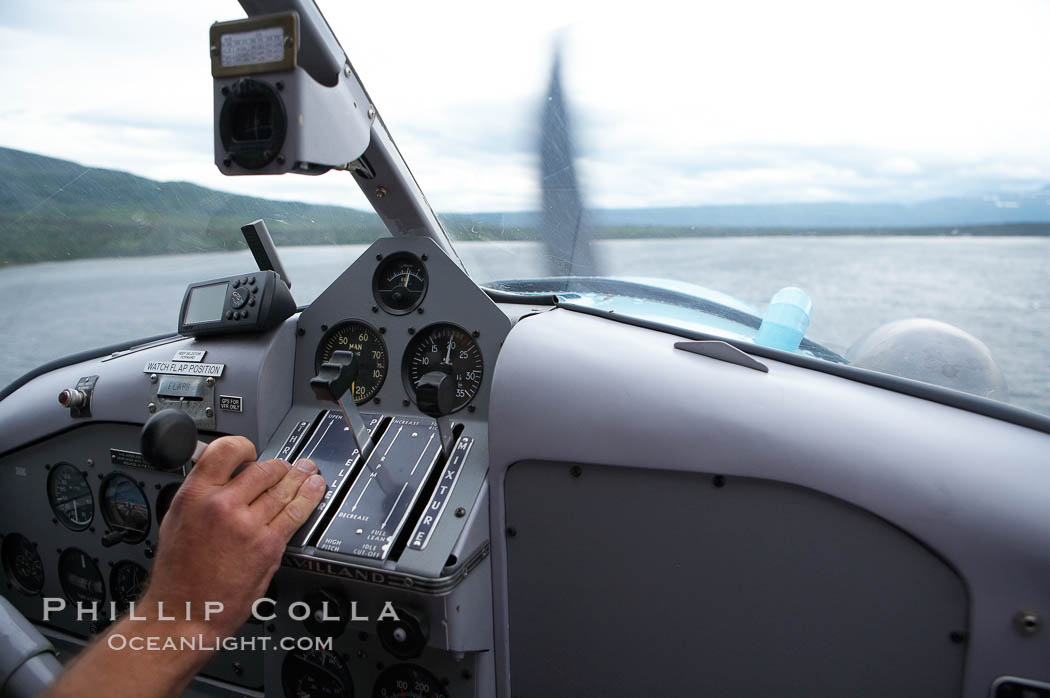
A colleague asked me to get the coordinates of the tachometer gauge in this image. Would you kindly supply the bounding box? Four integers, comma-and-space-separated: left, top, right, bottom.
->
100, 474, 151, 544
372, 664, 449, 698
58, 548, 105, 605
402, 323, 483, 413
373, 252, 428, 315
110, 560, 148, 615
47, 462, 94, 531
281, 649, 353, 698
315, 320, 388, 404
1, 533, 44, 595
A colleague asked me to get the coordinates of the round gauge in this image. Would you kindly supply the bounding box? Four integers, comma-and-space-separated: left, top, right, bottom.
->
1, 533, 44, 595
110, 560, 148, 616
315, 320, 388, 405
372, 664, 449, 698
58, 548, 105, 605
100, 474, 151, 544
156, 482, 180, 526
372, 252, 428, 315
402, 324, 483, 413
47, 462, 94, 531
281, 649, 353, 698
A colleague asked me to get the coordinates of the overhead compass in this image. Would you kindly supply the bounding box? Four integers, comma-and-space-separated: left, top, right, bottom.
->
372, 252, 428, 314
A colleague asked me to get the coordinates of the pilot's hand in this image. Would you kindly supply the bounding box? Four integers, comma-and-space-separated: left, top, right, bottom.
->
44, 438, 326, 698
143, 436, 325, 638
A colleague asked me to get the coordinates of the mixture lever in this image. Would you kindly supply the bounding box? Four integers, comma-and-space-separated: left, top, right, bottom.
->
310, 350, 371, 459
415, 370, 457, 458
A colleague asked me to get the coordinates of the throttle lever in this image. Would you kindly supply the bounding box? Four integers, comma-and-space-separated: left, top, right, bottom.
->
310, 350, 371, 458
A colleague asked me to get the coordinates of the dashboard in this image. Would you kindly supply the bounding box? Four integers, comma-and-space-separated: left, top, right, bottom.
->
0, 237, 517, 697
1, 237, 1050, 698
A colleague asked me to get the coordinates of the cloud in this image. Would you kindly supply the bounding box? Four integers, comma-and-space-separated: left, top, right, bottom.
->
1, 0, 1049, 213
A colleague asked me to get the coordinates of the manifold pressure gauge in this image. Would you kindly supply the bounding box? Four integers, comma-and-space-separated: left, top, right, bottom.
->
315, 320, 389, 404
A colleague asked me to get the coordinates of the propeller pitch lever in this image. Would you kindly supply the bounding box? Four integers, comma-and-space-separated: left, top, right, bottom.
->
310, 350, 370, 458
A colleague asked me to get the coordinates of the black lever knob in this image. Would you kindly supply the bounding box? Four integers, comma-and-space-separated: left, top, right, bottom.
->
141, 409, 199, 471
415, 370, 456, 418
310, 350, 358, 403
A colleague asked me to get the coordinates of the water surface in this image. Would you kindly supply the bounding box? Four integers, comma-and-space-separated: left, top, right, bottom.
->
1, 236, 1046, 416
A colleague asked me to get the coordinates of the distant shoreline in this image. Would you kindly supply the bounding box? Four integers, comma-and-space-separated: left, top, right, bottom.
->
2, 223, 1048, 268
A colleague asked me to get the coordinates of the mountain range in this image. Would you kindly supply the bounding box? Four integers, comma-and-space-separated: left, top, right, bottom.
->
1, 147, 1047, 265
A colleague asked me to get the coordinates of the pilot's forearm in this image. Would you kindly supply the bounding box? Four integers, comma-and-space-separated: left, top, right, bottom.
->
44, 597, 215, 698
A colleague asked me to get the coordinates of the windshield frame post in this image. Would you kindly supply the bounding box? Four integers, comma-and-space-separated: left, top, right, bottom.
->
237, 0, 465, 271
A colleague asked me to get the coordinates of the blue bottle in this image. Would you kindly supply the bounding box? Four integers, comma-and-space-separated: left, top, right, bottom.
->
755, 287, 813, 352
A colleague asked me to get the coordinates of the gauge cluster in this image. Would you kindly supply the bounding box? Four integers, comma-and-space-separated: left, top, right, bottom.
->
0, 423, 261, 690
1, 431, 171, 622
293, 238, 510, 420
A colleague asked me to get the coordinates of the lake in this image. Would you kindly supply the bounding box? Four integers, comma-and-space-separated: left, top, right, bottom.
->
1, 236, 1047, 417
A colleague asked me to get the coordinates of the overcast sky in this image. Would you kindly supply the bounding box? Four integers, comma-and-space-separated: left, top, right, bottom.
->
2, 0, 1049, 212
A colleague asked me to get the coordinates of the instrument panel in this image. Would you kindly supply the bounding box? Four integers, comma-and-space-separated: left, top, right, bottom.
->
0, 238, 510, 697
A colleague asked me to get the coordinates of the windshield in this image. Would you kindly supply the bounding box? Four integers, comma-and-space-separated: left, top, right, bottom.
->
0, 0, 387, 384
1, 1, 1048, 420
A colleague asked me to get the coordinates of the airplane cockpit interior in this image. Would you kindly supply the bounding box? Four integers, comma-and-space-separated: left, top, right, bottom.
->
1, 1, 1048, 697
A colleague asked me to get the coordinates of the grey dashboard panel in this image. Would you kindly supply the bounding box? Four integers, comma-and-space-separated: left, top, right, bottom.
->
0, 320, 297, 456
505, 461, 967, 697
487, 308, 1050, 698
